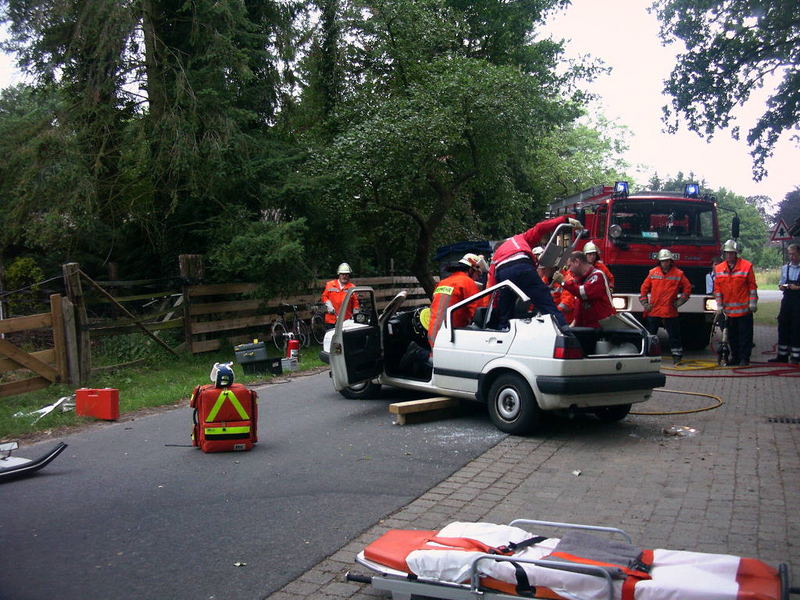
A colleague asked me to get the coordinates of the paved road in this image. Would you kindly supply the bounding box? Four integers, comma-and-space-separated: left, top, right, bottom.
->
0, 372, 504, 600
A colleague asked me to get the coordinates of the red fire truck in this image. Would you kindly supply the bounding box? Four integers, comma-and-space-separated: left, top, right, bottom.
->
549, 181, 735, 350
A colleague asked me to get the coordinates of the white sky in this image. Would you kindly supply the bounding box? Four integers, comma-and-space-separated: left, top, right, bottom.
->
544, 0, 799, 207
2, 5, 798, 204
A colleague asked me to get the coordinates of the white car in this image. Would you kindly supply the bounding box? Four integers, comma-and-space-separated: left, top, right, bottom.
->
320, 282, 665, 434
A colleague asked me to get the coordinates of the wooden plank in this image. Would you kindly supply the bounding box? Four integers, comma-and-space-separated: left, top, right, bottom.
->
0, 376, 52, 398
0, 339, 59, 381
388, 397, 460, 425
89, 318, 184, 336
190, 314, 273, 335
188, 283, 259, 297
189, 298, 264, 316
50, 294, 67, 383
61, 297, 80, 386
0, 312, 52, 335
191, 338, 222, 353
89, 291, 180, 303
0, 349, 55, 372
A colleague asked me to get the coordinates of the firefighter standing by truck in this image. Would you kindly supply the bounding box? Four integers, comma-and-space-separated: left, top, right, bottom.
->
639, 249, 692, 364
713, 240, 758, 366
768, 243, 800, 364
322, 262, 360, 329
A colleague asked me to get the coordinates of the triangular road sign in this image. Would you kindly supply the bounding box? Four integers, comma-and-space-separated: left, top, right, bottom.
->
771, 219, 793, 242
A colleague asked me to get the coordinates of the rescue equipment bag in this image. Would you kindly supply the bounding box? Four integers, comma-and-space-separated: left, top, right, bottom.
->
190, 383, 258, 453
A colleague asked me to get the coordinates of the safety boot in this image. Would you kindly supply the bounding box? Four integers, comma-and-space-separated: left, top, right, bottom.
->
767, 355, 788, 363
672, 354, 682, 365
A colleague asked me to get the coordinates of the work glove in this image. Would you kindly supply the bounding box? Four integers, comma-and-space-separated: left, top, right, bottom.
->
325, 300, 336, 314
749, 299, 758, 313
641, 301, 652, 312
567, 217, 584, 230
551, 271, 564, 284
675, 297, 688, 308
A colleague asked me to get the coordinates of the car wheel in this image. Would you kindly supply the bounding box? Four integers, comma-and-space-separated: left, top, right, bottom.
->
593, 403, 632, 422
487, 373, 542, 435
339, 381, 382, 400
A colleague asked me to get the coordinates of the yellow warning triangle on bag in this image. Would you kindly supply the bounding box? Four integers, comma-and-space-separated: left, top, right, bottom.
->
205, 389, 250, 422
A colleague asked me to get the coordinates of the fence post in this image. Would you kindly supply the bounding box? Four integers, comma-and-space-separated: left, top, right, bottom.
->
179, 255, 204, 354
61, 297, 80, 386
49, 294, 67, 383
63, 262, 90, 385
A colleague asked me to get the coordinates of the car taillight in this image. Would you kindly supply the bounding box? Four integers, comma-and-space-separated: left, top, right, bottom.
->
647, 334, 661, 357
553, 335, 584, 359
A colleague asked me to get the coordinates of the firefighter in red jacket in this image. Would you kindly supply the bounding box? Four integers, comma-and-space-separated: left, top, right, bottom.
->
428, 253, 489, 348
582, 241, 615, 291
321, 262, 360, 328
487, 216, 582, 328
562, 251, 616, 328
639, 249, 692, 364
714, 240, 758, 365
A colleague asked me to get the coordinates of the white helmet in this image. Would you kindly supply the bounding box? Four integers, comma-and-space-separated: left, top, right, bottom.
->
657, 248, 674, 261
583, 241, 599, 255
531, 246, 544, 257
459, 253, 489, 274
722, 239, 738, 253
337, 262, 352, 274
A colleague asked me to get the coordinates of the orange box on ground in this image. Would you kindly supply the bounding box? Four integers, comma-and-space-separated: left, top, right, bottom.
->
75, 388, 120, 420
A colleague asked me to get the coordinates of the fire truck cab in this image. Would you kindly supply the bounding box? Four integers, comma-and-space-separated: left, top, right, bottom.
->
550, 182, 722, 350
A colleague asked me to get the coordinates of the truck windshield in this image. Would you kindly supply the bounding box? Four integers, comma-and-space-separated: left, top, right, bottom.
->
610, 200, 716, 245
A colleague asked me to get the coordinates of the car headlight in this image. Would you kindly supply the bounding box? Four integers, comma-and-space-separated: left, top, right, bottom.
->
705, 298, 718, 311
612, 296, 628, 310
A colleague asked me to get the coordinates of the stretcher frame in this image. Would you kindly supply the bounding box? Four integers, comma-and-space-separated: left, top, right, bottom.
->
347, 519, 798, 600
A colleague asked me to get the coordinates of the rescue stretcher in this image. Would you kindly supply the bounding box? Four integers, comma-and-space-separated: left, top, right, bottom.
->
347, 519, 798, 600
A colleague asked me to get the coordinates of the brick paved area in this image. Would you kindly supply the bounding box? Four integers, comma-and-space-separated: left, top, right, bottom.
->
266, 323, 799, 600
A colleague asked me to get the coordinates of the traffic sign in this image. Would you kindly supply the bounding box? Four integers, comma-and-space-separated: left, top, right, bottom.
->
770, 219, 793, 242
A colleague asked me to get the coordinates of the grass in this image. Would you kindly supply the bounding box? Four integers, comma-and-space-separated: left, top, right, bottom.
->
755, 268, 780, 290
754, 298, 780, 326
0, 337, 326, 441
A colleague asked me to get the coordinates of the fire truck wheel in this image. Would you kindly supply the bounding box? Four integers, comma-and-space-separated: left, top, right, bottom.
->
339, 381, 382, 400
487, 373, 542, 435
593, 403, 632, 422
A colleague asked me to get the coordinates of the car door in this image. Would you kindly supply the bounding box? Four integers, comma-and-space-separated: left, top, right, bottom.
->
329, 288, 407, 391
433, 282, 523, 393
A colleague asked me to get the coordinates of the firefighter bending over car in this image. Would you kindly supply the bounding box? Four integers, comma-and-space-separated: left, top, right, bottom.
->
639, 249, 691, 364
714, 240, 758, 366
487, 216, 582, 328
322, 262, 360, 329
562, 251, 616, 328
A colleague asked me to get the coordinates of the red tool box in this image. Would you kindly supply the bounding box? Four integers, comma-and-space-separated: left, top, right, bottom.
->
75, 388, 120, 420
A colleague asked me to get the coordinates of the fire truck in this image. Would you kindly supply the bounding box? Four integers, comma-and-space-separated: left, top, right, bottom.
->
549, 181, 737, 350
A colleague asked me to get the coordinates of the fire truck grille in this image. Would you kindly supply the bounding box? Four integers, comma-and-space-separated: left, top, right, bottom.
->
610, 265, 710, 295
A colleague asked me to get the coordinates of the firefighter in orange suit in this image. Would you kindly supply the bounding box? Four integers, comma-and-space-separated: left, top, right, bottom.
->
714, 240, 758, 365
639, 249, 692, 364
582, 241, 615, 291
428, 253, 489, 348
321, 262, 360, 328
562, 251, 616, 328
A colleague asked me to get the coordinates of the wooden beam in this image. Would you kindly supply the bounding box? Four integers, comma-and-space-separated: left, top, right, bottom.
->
0, 312, 52, 335
63, 262, 91, 384
50, 294, 67, 383
61, 297, 80, 386
0, 376, 51, 398
388, 396, 460, 425
190, 314, 273, 335
0, 349, 55, 372
0, 339, 59, 381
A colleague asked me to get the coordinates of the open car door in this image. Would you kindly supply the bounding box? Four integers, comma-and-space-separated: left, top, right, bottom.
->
329, 288, 407, 391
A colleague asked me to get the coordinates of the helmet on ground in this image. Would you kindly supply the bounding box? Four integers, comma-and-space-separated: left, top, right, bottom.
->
210, 362, 235, 388
657, 249, 674, 261
722, 239, 738, 253
459, 253, 489, 273
337, 262, 352, 274
532, 246, 544, 257
583, 241, 599, 255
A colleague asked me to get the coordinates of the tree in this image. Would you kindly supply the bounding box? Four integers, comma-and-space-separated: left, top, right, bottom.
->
652, 0, 800, 180
774, 187, 800, 237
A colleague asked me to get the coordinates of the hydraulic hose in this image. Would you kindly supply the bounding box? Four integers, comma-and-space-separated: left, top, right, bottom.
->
631, 389, 723, 416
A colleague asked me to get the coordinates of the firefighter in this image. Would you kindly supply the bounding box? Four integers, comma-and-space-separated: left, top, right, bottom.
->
768, 243, 800, 364
537, 263, 564, 307
582, 241, 615, 290
713, 240, 758, 366
562, 251, 616, 328
487, 216, 582, 328
427, 253, 489, 349
639, 249, 692, 364
321, 262, 360, 329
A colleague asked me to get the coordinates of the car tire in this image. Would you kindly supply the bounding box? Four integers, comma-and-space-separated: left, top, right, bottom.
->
487, 373, 542, 435
593, 403, 632, 422
339, 381, 382, 400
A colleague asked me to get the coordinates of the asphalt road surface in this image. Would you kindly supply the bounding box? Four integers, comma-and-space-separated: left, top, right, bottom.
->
1, 371, 504, 600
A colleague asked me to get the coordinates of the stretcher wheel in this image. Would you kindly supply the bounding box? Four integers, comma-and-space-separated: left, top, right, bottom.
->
487, 373, 542, 434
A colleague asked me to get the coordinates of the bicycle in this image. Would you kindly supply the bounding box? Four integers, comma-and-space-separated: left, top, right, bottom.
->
271, 304, 310, 353
309, 302, 328, 345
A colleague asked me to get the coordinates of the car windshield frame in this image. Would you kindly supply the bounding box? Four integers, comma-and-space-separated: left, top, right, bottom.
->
610, 199, 717, 245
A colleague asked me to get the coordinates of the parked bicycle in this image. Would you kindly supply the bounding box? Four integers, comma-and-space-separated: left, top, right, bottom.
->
309, 302, 328, 345
271, 304, 310, 353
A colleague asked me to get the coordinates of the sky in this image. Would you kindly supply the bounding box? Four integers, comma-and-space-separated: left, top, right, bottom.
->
1, 4, 797, 205
543, 0, 798, 207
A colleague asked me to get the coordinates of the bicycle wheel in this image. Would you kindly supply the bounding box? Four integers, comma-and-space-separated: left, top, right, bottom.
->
271, 320, 287, 353
295, 320, 311, 348
311, 314, 327, 345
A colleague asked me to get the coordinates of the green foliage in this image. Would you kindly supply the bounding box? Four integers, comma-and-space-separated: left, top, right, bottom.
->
2, 256, 46, 314
652, 0, 800, 180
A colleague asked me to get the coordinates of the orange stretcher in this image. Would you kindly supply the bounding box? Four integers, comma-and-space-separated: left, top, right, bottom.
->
346, 519, 798, 600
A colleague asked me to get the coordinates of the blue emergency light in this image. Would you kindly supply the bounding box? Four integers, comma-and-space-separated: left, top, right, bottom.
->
684, 183, 700, 198
614, 181, 628, 194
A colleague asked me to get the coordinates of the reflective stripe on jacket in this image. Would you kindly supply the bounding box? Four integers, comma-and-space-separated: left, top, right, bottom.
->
639, 265, 692, 318
713, 258, 757, 318
321, 279, 360, 324
428, 271, 486, 348
562, 267, 616, 328
593, 260, 615, 289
